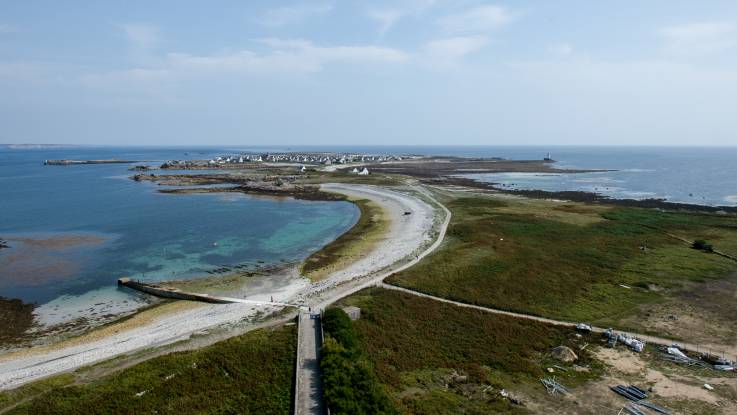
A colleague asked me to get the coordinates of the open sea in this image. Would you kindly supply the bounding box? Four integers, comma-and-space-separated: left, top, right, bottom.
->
1, 145, 736, 326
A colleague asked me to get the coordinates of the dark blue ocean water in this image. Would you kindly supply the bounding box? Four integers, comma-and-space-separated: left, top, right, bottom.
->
248, 145, 737, 206
0, 146, 358, 308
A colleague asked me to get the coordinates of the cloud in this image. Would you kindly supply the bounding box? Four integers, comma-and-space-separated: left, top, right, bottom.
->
659, 22, 737, 56
260, 4, 333, 27
117, 23, 161, 50
80, 38, 410, 88
364, 0, 437, 35
0, 62, 49, 84
82, 68, 170, 86
424, 36, 488, 68
547, 43, 574, 57
166, 39, 409, 74
367, 9, 404, 36
0, 24, 18, 34
438, 5, 513, 33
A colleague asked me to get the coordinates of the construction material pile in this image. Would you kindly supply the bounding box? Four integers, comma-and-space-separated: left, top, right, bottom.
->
659, 345, 736, 371
610, 385, 671, 414
539, 377, 569, 396
604, 328, 646, 352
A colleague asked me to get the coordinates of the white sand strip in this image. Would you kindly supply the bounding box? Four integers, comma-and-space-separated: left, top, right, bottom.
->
0, 183, 440, 391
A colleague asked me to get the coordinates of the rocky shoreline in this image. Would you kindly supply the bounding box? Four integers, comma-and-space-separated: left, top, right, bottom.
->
0, 297, 35, 345
133, 173, 347, 201
44, 159, 140, 165
358, 157, 609, 178
439, 177, 737, 214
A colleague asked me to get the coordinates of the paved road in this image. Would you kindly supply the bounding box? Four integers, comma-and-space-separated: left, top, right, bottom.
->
295, 311, 325, 415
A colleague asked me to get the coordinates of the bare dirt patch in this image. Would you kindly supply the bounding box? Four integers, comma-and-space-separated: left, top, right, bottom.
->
619, 273, 737, 349
594, 347, 646, 375
537, 346, 737, 414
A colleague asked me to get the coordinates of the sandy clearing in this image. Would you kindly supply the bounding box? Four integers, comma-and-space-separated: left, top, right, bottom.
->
0, 183, 441, 391
594, 347, 646, 375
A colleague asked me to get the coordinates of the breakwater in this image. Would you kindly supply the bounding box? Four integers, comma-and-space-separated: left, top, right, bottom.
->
117, 278, 236, 304
44, 159, 139, 165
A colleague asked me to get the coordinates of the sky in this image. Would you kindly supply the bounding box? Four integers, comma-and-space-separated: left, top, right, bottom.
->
1, 1, 737, 146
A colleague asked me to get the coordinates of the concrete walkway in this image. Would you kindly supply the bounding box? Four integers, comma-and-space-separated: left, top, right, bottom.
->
295, 311, 325, 415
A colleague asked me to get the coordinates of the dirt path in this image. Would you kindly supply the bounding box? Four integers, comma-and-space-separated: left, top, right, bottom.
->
379, 283, 737, 359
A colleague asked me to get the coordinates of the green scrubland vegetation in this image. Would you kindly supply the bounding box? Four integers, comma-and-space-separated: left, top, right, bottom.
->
1, 326, 296, 415
320, 308, 397, 415
334, 288, 603, 414
387, 195, 737, 330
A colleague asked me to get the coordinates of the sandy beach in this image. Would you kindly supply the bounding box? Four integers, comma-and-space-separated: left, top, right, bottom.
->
0, 183, 443, 391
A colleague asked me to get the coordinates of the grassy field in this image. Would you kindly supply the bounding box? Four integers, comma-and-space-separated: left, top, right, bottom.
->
335, 288, 603, 414
387, 193, 737, 334
1, 325, 296, 415
301, 198, 388, 281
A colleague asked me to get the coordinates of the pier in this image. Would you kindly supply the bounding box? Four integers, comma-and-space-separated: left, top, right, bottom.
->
294, 311, 326, 415
117, 278, 295, 307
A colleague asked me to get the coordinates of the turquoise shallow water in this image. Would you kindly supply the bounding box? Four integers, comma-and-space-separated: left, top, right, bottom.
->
3, 145, 735, 310
0, 147, 358, 306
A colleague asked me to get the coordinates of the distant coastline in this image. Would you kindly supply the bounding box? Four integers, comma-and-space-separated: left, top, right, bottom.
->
2, 144, 81, 150
443, 176, 737, 214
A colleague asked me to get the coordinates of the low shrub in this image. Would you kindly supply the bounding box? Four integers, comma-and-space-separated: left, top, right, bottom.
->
320, 309, 396, 415
692, 239, 714, 252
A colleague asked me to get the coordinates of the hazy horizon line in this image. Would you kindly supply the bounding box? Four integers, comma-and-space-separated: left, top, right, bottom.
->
3, 143, 737, 149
